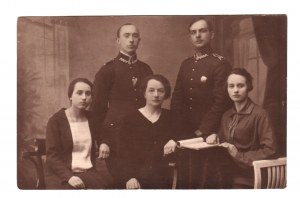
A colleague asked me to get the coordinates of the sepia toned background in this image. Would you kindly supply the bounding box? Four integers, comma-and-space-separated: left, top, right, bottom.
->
17, 15, 287, 188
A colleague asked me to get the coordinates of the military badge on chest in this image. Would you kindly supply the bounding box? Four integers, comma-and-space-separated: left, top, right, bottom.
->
132, 76, 138, 86
200, 76, 207, 83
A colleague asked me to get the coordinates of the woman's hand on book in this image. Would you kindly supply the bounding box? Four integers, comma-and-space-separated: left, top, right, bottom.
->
164, 139, 177, 155
206, 134, 219, 144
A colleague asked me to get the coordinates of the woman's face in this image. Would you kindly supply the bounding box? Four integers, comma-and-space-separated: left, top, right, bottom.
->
144, 79, 166, 107
227, 74, 248, 103
70, 82, 92, 110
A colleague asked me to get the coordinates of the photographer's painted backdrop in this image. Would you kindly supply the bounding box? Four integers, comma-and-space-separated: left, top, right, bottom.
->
17, 15, 286, 188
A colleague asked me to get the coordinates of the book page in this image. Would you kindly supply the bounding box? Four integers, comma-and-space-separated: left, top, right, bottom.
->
177, 137, 204, 146
177, 137, 218, 150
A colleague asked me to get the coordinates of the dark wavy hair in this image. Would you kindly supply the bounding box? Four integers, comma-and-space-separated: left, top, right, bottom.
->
227, 68, 253, 92
140, 74, 172, 100
68, 78, 93, 98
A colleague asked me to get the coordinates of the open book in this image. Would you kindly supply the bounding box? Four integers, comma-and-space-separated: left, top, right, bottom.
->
177, 137, 218, 150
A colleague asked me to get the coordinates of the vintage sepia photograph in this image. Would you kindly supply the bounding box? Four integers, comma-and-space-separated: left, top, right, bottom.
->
16, 15, 287, 190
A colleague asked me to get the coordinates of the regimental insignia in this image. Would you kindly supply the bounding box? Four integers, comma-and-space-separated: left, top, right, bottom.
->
194, 53, 208, 61
119, 57, 138, 65
212, 53, 224, 61
132, 77, 138, 86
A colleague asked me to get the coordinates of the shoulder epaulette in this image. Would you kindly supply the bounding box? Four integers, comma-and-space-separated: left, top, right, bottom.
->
103, 58, 115, 66
212, 53, 224, 61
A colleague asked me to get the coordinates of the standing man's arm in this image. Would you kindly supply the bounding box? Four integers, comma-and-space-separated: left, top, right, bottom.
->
199, 60, 232, 136
170, 63, 185, 140
91, 65, 114, 148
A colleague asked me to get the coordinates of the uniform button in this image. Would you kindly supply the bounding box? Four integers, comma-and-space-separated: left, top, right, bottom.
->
190, 78, 194, 81
189, 98, 193, 100
189, 107, 193, 110
189, 87, 193, 90
110, 123, 114, 126
192, 68, 195, 71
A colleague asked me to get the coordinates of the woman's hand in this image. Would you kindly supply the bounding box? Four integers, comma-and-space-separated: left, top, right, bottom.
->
219, 142, 238, 157
126, 178, 141, 189
68, 176, 85, 189
206, 133, 219, 144
98, 143, 110, 159
163, 139, 177, 155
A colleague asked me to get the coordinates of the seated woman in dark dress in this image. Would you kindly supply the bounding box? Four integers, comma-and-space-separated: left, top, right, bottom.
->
206, 68, 277, 188
119, 74, 175, 189
45, 78, 111, 189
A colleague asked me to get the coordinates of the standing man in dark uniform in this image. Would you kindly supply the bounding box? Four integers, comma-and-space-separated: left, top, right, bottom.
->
170, 18, 231, 141
91, 23, 153, 186
169, 18, 232, 188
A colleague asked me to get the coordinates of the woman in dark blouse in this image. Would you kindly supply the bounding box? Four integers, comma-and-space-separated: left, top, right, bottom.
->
119, 74, 176, 189
207, 68, 277, 188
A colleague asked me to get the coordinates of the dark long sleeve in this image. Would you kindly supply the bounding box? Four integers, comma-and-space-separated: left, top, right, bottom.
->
90, 65, 114, 146
170, 64, 185, 140
199, 60, 232, 134
233, 110, 277, 167
46, 117, 73, 182
91, 65, 114, 123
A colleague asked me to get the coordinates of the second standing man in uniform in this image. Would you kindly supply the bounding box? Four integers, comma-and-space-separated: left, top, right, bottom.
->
170, 18, 232, 142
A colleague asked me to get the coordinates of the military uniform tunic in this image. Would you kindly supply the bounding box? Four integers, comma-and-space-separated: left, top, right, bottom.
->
91, 52, 153, 154
171, 46, 232, 139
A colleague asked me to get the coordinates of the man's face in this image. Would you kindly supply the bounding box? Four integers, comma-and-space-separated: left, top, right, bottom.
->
189, 20, 214, 49
117, 25, 140, 55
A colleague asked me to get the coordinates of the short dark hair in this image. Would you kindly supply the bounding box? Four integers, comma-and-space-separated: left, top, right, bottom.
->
140, 74, 172, 100
117, 23, 138, 38
227, 68, 253, 92
68, 78, 93, 98
188, 18, 214, 32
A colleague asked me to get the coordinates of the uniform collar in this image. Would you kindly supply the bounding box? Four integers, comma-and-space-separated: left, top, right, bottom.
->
118, 51, 138, 65
229, 98, 255, 117
194, 45, 212, 61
